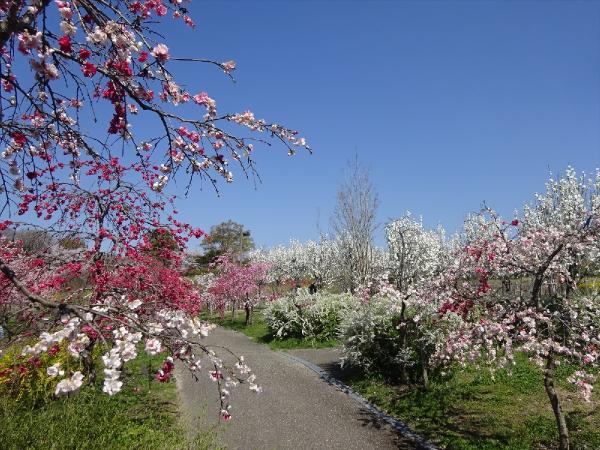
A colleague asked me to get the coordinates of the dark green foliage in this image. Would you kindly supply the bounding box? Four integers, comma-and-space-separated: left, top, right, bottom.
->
198, 221, 254, 266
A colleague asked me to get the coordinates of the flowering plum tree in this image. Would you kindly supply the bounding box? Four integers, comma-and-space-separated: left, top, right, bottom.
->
208, 254, 269, 325
433, 169, 600, 450
248, 245, 289, 288
385, 213, 447, 292
0, 0, 308, 417
379, 213, 449, 385
250, 236, 388, 294
249, 240, 325, 291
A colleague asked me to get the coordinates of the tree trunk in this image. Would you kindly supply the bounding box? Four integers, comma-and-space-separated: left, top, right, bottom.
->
83, 339, 97, 384
275, 279, 281, 295
231, 301, 236, 321
544, 353, 570, 450
420, 349, 429, 390
244, 293, 252, 325
566, 261, 577, 299
147, 358, 153, 392
531, 243, 564, 307
245, 303, 252, 326
397, 301, 409, 384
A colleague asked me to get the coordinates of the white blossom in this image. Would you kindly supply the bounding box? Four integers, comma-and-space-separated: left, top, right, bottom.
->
55, 371, 84, 396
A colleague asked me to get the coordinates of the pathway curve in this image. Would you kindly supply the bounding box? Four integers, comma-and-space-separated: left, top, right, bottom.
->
176, 327, 419, 450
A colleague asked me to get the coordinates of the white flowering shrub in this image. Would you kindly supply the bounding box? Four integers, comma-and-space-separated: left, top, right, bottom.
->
339, 295, 406, 377
339, 285, 454, 383
264, 289, 359, 341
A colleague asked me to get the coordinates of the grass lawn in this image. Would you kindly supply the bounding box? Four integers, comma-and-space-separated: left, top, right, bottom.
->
0, 352, 221, 450
343, 353, 600, 450
203, 308, 338, 350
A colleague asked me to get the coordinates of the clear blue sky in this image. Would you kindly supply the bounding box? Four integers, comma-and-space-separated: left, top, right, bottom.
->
154, 0, 600, 249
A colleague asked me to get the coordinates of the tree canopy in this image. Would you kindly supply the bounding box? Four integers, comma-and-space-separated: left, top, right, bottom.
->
198, 220, 254, 265
0, 0, 307, 415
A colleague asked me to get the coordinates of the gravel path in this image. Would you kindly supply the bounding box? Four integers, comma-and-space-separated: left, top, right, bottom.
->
176, 327, 417, 450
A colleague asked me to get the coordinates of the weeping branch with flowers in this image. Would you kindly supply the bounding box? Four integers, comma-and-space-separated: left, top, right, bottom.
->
0, 0, 309, 420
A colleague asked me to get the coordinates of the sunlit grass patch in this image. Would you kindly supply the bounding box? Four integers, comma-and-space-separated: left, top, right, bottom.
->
0, 351, 221, 450
202, 309, 338, 350
345, 353, 600, 449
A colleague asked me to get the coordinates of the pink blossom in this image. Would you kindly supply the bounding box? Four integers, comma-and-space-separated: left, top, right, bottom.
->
221, 60, 236, 74
151, 44, 170, 62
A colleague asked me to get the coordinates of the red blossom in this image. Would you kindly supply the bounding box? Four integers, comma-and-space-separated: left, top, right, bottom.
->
58, 35, 72, 53
155, 4, 167, 16
47, 344, 60, 356
0, 220, 13, 231
155, 370, 170, 382
81, 325, 100, 340
11, 132, 26, 147
82, 62, 97, 77
79, 48, 91, 60
207, 255, 269, 314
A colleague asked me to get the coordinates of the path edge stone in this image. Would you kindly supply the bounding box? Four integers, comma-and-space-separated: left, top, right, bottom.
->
280, 352, 439, 450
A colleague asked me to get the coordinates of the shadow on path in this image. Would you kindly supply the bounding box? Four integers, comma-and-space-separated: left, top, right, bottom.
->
176, 328, 424, 450
284, 348, 437, 450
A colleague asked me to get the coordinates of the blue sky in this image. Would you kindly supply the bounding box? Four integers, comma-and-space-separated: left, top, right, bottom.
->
155, 0, 600, 249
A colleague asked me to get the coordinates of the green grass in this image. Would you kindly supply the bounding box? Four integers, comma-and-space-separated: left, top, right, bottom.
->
0, 352, 221, 450
344, 353, 600, 449
203, 309, 338, 350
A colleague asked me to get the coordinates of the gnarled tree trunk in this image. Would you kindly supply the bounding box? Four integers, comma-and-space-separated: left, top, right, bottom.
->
544, 353, 570, 450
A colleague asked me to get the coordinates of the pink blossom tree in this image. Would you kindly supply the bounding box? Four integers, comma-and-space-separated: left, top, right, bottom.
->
0, 0, 307, 417
208, 254, 269, 325
433, 170, 600, 450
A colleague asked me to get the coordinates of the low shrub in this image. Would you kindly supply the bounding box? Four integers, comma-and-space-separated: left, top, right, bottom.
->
339, 293, 452, 383
264, 289, 359, 341
338, 295, 406, 378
